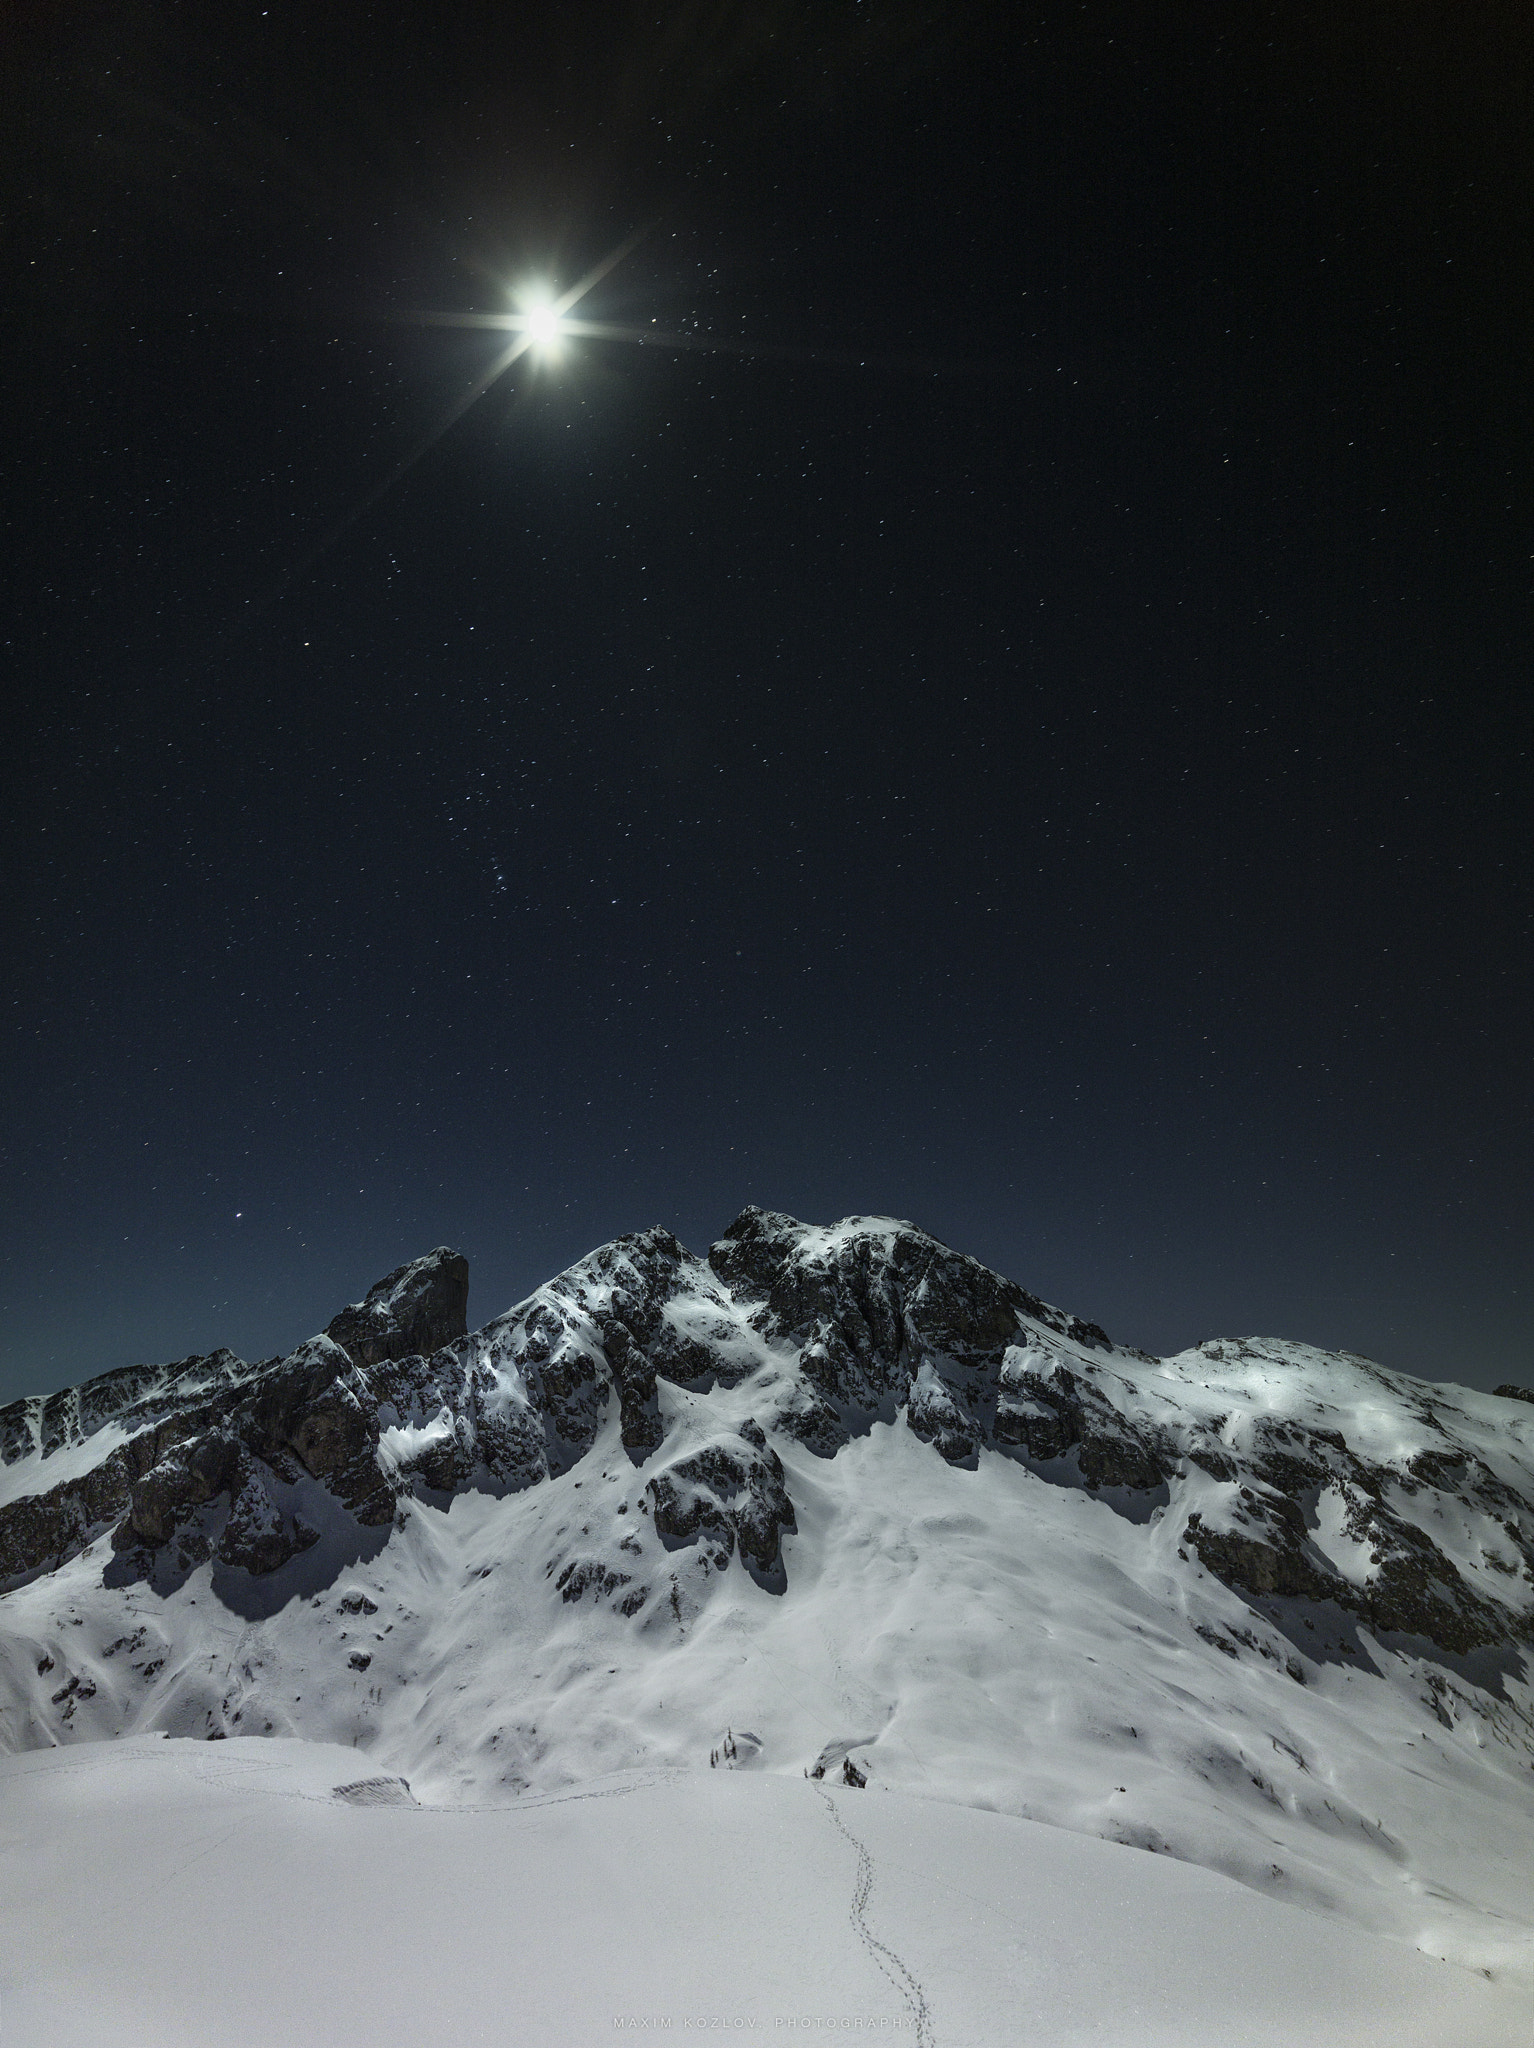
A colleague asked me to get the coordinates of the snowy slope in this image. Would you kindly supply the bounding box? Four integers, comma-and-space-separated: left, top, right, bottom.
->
2, 1209, 1531, 2006
1, 1735, 1526, 2048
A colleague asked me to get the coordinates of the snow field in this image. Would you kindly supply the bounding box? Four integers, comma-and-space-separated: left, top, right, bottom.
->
0, 1734, 1523, 2048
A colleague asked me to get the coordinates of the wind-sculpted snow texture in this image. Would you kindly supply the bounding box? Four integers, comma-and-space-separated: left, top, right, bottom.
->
2, 1208, 1532, 1984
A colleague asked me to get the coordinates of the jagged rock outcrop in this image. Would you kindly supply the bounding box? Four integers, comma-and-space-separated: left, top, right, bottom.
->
90, 1326, 414, 1586
646, 1425, 798, 1591
1179, 1398, 1534, 1655
707, 1207, 1119, 1471
324, 1248, 469, 1368
0, 1444, 141, 1585
0, 1263, 467, 1592
0, 1354, 263, 1588
994, 1343, 1167, 1490
0, 1349, 259, 1474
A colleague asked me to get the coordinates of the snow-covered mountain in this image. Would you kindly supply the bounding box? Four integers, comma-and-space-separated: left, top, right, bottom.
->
3, 1209, 1532, 1987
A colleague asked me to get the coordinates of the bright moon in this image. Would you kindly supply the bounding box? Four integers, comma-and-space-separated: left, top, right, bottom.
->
523, 300, 563, 352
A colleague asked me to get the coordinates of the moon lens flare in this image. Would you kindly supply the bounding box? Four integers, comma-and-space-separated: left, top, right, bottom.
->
286, 223, 998, 604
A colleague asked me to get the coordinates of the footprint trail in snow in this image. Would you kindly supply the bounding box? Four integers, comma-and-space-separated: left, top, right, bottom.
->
815, 1782, 934, 2048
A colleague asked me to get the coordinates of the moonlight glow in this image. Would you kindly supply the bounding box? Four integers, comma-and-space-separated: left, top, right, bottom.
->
520, 297, 564, 354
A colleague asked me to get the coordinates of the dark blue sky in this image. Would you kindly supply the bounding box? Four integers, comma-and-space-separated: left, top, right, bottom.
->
3, 3, 1529, 1401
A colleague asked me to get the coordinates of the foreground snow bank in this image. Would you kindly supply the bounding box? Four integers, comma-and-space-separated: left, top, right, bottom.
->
0, 1735, 1522, 2048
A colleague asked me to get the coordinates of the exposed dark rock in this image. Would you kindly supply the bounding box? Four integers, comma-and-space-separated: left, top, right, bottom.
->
773, 1386, 850, 1457
1183, 1489, 1521, 1657
707, 1211, 1125, 1485
556, 1559, 634, 1603
732, 1444, 798, 1583
994, 1350, 1166, 1493
1246, 1437, 1332, 1502
7, 1308, 410, 1587
333, 1776, 415, 1806
706, 1207, 801, 1304
324, 1248, 469, 1368
1, 1351, 257, 1476
1493, 1383, 1534, 1407
1185, 1515, 1338, 1603
1078, 1430, 1166, 1493
0, 1446, 138, 1587
648, 1460, 737, 1556
906, 1364, 982, 1466
234, 1337, 396, 1526
1182, 1436, 1240, 1482
218, 1456, 320, 1576
605, 1322, 665, 1460
124, 1433, 235, 1545
0, 1400, 32, 1467
646, 1433, 797, 1591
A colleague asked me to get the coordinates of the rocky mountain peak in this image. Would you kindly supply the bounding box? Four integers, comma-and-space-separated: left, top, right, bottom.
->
324, 1246, 470, 1367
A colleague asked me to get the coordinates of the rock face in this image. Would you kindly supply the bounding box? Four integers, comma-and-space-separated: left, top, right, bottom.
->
1177, 1411, 1531, 1657
646, 1429, 797, 1593
324, 1249, 470, 1368
707, 1207, 1117, 1469
1, 1211, 1530, 1682
0, 1351, 262, 1587
0, 1258, 469, 1593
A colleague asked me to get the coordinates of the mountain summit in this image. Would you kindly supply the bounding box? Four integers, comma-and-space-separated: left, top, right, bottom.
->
2, 1209, 1531, 1978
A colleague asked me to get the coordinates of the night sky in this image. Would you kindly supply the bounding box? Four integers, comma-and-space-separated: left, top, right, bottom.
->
3, 3, 1529, 1404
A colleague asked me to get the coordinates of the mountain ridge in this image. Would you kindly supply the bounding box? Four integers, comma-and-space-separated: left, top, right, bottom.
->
4, 1208, 1529, 1664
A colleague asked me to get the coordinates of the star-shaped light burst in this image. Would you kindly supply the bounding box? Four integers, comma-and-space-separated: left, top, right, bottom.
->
271, 228, 674, 593
410, 219, 915, 403
410, 217, 988, 441
422, 237, 977, 398
383, 227, 656, 480
447, 226, 656, 391
278, 227, 984, 599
